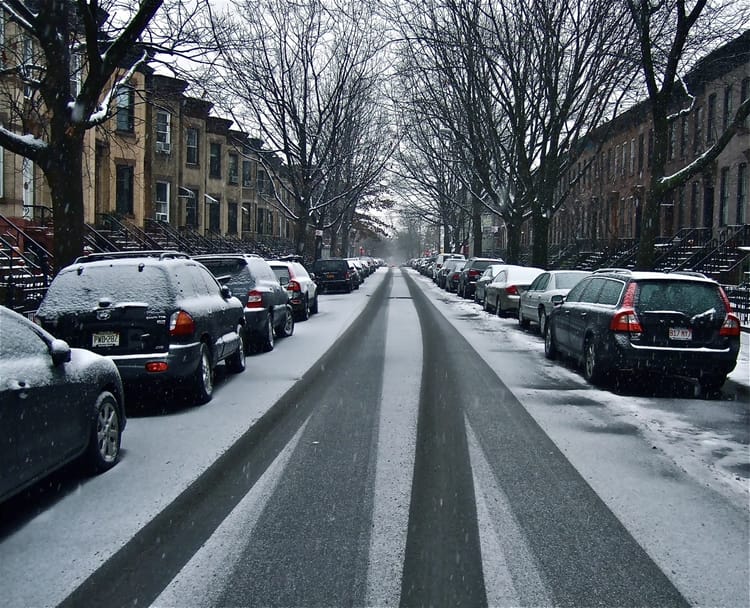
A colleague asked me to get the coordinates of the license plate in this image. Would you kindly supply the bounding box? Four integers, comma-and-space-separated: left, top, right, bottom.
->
92, 332, 119, 347
668, 327, 692, 341
326, 273, 335, 279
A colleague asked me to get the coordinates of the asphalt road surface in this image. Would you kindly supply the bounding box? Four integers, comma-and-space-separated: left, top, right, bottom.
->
56, 269, 703, 607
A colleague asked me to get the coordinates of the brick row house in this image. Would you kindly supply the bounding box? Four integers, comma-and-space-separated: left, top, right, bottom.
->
545, 31, 749, 280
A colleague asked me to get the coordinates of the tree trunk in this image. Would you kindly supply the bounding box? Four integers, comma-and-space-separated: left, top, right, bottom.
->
531, 210, 549, 268
472, 188, 483, 257
506, 224, 521, 264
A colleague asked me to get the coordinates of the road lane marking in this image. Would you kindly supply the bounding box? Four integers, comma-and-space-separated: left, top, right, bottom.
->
365, 270, 422, 607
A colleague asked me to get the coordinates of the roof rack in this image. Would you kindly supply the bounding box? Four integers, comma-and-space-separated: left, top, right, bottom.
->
74, 250, 190, 263
592, 268, 632, 274
670, 270, 708, 279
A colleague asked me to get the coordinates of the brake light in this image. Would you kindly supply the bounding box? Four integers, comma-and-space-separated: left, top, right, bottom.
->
146, 361, 169, 373
720, 313, 740, 337
506, 285, 518, 296
287, 280, 301, 293
169, 310, 195, 336
246, 290, 263, 309
610, 309, 643, 334
345, 270, 350, 279
621, 282, 637, 307
468, 269, 481, 278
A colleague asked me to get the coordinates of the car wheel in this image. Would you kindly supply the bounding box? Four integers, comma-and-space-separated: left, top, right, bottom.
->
457, 283, 464, 298
84, 391, 121, 473
539, 310, 548, 337
261, 313, 275, 352
226, 325, 246, 373
544, 320, 557, 360
495, 299, 502, 317
299, 296, 310, 321
518, 306, 530, 329
346, 283, 352, 293
193, 342, 214, 404
483, 297, 491, 312
583, 338, 606, 386
698, 374, 726, 394
276, 306, 295, 338
310, 294, 319, 314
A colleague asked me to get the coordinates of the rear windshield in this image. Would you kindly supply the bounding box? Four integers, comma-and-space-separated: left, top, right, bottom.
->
38, 264, 174, 314
272, 267, 291, 284
556, 272, 588, 289
314, 260, 347, 271
635, 280, 724, 316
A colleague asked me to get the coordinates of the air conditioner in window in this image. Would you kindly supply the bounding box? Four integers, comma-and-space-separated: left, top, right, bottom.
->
156, 141, 171, 154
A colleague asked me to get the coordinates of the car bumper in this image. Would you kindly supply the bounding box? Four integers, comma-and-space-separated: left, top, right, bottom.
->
109, 342, 203, 382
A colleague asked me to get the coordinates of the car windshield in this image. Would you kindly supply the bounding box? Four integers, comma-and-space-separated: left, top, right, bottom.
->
38, 265, 174, 314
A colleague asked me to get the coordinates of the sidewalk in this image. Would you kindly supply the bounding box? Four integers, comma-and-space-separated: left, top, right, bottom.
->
726, 330, 749, 396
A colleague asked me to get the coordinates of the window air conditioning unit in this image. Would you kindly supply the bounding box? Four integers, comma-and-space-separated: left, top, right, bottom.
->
156, 141, 171, 154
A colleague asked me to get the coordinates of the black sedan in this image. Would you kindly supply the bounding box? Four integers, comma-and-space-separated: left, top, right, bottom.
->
1, 305, 126, 503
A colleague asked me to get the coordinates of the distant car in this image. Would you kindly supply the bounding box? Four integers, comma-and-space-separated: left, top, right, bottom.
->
36, 251, 246, 405
312, 258, 354, 293
474, 264, 507, 305
194, 254, 294, 353
1, 305, 126, 503
485, 265, 544, 316
445, 260, 466, 293
436, 258, 464, 289
433, 253, 465, 281
544, 269, 741, 391
347, 260, 363, 288
457, 257, 504, 299
268, 260, 319, 321
518, 270, 591, 335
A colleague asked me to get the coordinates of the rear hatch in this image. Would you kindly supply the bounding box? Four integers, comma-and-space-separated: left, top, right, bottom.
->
36, 264, 174, 355
314, 260, 348, 281
633, 279, 726, 348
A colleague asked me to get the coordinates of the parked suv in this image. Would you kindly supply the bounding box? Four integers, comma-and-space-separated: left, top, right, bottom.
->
193, 254, 294, 353
311, 258, 354, 293
268, 259, 319, 321
35, 251, 246, 405
457, 257, 504, 299
544, 269, 741, 391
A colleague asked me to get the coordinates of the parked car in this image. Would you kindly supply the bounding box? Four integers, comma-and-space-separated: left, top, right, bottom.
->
194, 254, 294, 353
347, 259, 364, 288
544, 269, 741, 391
474, 264, 507, 305
268, 259, 319, 321
445, 260, 466, 293
36, 251, 246, 405
457, 257, 504, 299
484, 265, 544, 316
311, 258, 355, 293
518, 270, 591, 335
433, 253, 465, 281
436, 258, 463, 289
0, 306, 126, 503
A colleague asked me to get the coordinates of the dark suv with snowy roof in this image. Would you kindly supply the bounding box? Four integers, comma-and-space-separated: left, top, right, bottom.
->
35, 251, 247, 405
544, 269, 741, 392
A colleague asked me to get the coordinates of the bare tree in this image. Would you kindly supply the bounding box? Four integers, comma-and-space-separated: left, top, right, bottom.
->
626, 0, 750, 269
214, 0, 392, 258
0, 0, 208, 270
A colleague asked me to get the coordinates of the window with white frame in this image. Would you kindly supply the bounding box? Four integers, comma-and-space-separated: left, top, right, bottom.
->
70, 51, 81, 97
22, 157, 34, 217
155, 181, 170, 221
186, 128, 199, 165
156, 111, 171, 153
23, 36, 33, 98
116, 85, 135, 132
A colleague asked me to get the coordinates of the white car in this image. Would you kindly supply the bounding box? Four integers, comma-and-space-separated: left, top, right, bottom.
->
518, 270, 591, 335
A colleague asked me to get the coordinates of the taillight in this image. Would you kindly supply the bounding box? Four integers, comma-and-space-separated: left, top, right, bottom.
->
469, 269, 481, 278
287, 280, 301, 293
146, 361, 169, 373
621, 282, 637, 307
506, 285, 518, 296
610, 309, 643, 334
169, 310, 195, 336
720, 313, 740, 337
246, 290, 263, 309
345, 270, 350, 279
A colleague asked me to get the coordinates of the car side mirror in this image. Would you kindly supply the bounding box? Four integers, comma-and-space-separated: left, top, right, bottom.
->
220, 285, 233, 299
50, 339, 72, 366
309, 273, 316, 281
551, 294, 565, 306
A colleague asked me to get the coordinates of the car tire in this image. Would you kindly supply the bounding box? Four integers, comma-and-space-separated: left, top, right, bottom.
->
544, 320, 557, 360
518, 306, 530, 329
261, 314, 275, 352
301, 296, 310, 321
276, 307, 295, 338
226, 325, 246, 373
495, 299, 502, 317
84, 391, 121, 473
539, 310, 548, 337
346, 284, 352, 294
310, 295, 319, 314
582, 337, 606, 386
698, 374, 726, 394
193, 342, 214, 404
483, 297, 491, 312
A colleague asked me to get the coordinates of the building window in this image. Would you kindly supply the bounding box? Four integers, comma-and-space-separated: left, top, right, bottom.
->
115, 86, 135, 133
607, 148, 612, 180
693, 106, 703, 154
638, 133, 644, 174
267, 209, 274, 236
206, 194, 220, 232
738, 164, 747, 225
630, 139, 635, 175
718, 167, 729, 226
70, 51, 81, 97
722, 85, 733, 131
184, 187, 199, 228
677, 184, 685, 229
228, 201, 238, 234
22, 158, 34, 216
155, 181, 170, 221
228, 153, 239, 185
242, 160, 252, 187
186, 128, 199, 165
209, 143, 221, 178
116, 165, 134, 214
690, 181, 700, 227
621, 143, 627, 177
256, 206, 265, 234
242, 202, 252, 231
155, 111, 171, 153
22, 36, 33, 98
257, 168, 269, 194
706, 93, 716, 144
